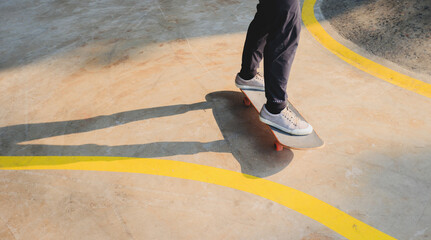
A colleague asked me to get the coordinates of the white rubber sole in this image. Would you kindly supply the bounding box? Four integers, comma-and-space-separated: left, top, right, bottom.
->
259, 115, 313, 136
235, 83, 265, 91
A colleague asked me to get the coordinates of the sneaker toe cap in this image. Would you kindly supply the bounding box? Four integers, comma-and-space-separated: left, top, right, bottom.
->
294, 123, 313, 135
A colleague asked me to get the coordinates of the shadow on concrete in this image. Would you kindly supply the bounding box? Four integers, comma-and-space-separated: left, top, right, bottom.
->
0, 0, 378, 72
0, 91, 292, 177
206, 91, 294, 177
0, 0, 255, 71
320, 0, 431, 76
320, 0, 428, 41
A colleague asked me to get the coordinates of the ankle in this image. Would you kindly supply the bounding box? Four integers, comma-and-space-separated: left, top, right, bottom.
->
239, 71, 256, 80
264, 104, 284, 115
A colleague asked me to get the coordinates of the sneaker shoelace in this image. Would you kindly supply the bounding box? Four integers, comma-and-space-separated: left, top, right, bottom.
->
282, 108, 300, 126
255, 73, 264, 81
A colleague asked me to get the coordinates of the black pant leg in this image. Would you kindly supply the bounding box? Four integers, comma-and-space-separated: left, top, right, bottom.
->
264, 0, 301, 113
239, 0, 269, 80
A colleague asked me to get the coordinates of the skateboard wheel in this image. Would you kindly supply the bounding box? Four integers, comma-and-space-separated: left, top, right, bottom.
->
274, 142, 283, 151
243, 97, 251, 107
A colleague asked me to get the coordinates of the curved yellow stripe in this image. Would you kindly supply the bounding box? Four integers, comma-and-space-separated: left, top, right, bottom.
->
0, 156, 395, 240
302, 0, 431, 99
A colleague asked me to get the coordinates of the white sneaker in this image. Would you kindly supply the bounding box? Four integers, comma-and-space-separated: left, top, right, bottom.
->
235, 73, 265, 91
259, 105, 313, 135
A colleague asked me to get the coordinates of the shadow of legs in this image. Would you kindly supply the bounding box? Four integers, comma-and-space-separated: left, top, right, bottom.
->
2, 92, 292, 177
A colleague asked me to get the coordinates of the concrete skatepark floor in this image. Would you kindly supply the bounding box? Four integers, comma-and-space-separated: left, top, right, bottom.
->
1, 0, 431, 239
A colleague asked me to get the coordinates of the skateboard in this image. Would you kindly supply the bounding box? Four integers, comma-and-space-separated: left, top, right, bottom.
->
241, 89, 324, 151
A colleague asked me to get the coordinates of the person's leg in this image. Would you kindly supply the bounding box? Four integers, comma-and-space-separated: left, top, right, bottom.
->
263, 0, 301, 114
256, 0, 313, 136
239, 0, 269, 80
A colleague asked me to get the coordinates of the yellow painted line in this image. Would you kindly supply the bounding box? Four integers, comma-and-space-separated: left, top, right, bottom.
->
302, 0, 431, 99
0, 156, 395, 240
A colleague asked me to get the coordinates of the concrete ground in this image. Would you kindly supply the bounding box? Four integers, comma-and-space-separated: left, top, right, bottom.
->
1, 0, 430, 239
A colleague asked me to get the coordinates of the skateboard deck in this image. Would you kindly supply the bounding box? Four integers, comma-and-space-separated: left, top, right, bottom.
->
241, 89, 324, 151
